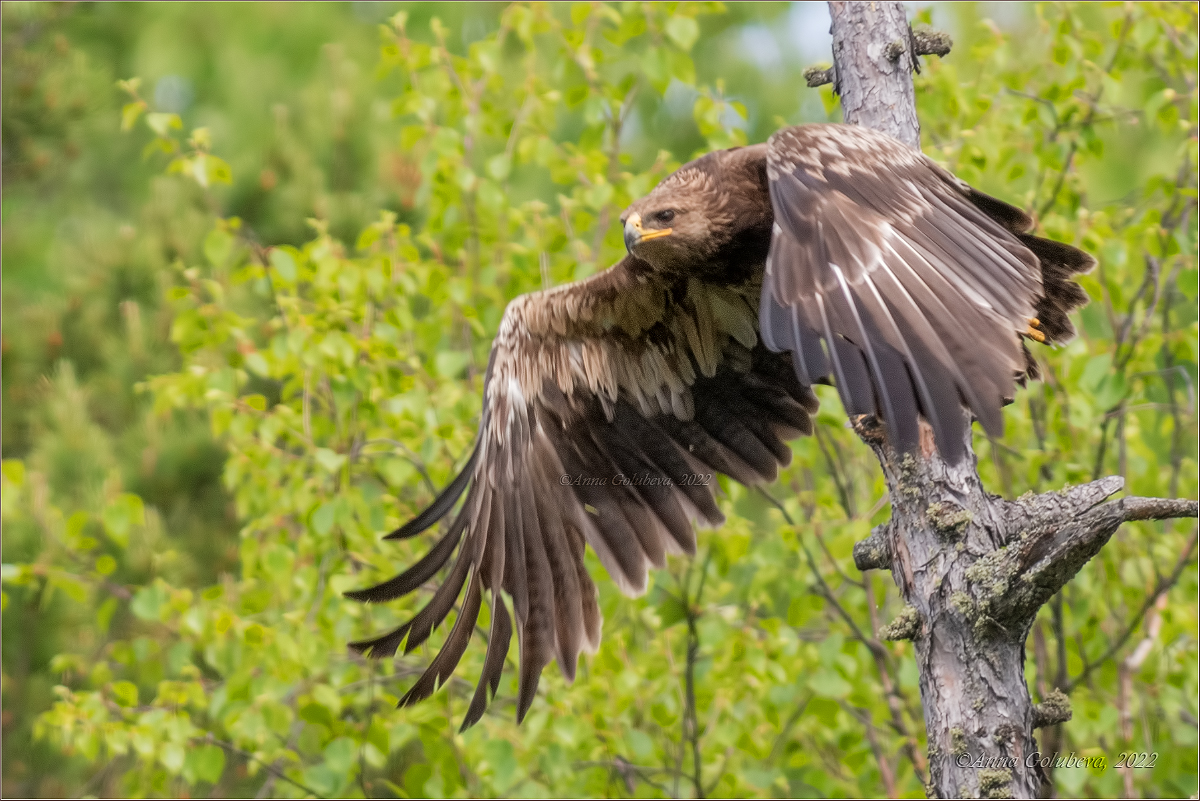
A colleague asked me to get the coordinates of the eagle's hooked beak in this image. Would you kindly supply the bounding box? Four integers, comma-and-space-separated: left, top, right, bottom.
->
623, 212, 673, 253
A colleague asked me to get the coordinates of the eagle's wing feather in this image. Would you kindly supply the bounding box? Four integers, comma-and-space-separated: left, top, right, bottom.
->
762, 124, 1090, 459
348, 255, 817, 729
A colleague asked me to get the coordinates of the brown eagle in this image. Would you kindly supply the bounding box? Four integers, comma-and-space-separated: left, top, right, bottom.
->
346, 123, 1093, 729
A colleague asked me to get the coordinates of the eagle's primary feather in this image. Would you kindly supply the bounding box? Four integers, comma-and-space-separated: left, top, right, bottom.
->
347, 123, 1093, 729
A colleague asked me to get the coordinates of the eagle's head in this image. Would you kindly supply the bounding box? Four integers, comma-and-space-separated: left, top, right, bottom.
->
620, 143, 771, 275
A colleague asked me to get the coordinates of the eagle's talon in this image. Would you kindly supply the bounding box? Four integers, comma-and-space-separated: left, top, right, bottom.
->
1025, 318, 1046, 343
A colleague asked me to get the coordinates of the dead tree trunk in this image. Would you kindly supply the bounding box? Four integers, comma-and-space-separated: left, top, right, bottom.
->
803, 2, 1200, 798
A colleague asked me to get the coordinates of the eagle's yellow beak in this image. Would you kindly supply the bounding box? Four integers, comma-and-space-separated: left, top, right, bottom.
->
623, 212, 673, 252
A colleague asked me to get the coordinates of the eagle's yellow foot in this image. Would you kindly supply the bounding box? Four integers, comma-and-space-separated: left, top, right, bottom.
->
1025, 317, 1046, 343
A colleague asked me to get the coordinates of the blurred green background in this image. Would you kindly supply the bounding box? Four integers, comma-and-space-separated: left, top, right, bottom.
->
2, 2, 1196, 798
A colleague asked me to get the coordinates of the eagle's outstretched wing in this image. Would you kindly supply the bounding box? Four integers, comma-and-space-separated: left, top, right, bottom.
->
760, 124, 1093, 461
348, 255, 816, 729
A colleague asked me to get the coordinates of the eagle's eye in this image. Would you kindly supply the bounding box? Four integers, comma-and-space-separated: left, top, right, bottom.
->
654, 209, 676, 224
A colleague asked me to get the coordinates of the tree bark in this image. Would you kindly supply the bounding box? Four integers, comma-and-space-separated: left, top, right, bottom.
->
828, 1, 921, 148
817, 3, 1200, 798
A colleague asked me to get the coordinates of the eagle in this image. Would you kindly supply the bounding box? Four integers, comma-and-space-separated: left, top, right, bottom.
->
346, 123, 1094, 729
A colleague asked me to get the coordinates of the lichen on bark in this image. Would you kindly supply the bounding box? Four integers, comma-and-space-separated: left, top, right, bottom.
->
880, 604, 921, 641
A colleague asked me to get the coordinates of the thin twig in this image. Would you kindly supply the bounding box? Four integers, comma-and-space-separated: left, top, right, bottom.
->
306, 553, 335, 628
360, 438, 438, 494
681, 549, 714, 799
573, 760, 674, 795
842, 704, 898, 798
815, 427, 857, 518
1066, 527, 1198, 691
767, 695, 812, 765
760, 488, 877, 653
813, 522, 865, 588
1036, 12, 1133, 218
761, 489, 927, 780
198, 736, 324, 798
73, 755, 122, 799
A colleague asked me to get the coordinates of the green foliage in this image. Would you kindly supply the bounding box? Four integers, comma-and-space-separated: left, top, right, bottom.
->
3, 2, 1196, 798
